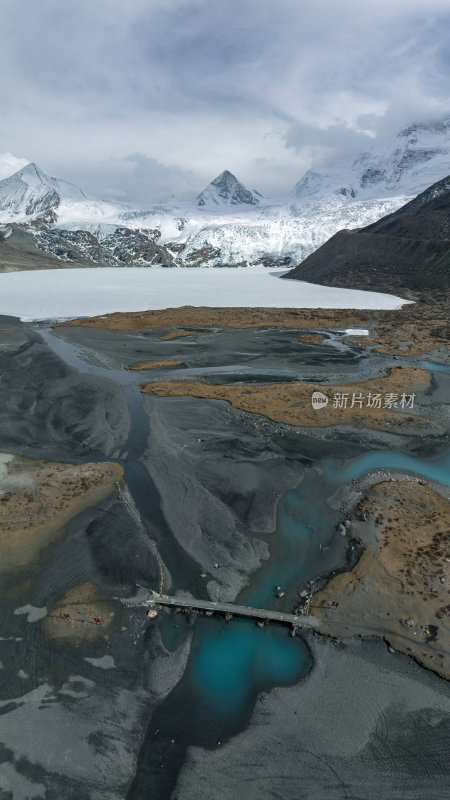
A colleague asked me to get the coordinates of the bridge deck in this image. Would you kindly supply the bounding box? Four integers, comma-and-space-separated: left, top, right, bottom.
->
146, 591, 317, 628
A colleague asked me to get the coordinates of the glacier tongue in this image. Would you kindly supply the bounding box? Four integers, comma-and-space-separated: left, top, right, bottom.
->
0, 114, 448, 268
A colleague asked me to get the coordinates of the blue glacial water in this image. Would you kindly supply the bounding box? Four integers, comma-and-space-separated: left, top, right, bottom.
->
419, 360, 450, 373
188, 447, 450, 716
191, 618, 308, 717
39, 326, 450, 718
338, 450, 450, 487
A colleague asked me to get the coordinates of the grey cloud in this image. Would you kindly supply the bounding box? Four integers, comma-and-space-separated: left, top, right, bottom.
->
53, 153, 197, 205
284, 122, 374, 165
0, 0, 448, 200
114, 153, 197, 204
361, 97, 450, 139
0, 153, 30, 181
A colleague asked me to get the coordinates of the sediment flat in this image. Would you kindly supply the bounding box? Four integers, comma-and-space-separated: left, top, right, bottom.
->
57, 292, 449, 356
0, 308, 448, 799
174, 635, 450, 800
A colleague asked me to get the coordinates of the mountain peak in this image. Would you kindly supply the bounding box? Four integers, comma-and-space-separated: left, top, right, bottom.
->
197, 170, 261, 208
293, 113, 450, 201
214, 169, 236, 182
398, 114, 450, 138
15, 162, 52, 186
0, 162, 86, 222
20, 161, 41, 174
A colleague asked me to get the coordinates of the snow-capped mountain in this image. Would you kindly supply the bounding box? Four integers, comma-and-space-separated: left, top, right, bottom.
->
293, 116, 450, 203
196, 170, 262, 208
0, 115, 448, 269
285, 173, 450, 292
0, 162, 86, 221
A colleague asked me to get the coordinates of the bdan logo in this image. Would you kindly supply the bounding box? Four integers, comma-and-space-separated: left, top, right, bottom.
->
311, 391, 328, 410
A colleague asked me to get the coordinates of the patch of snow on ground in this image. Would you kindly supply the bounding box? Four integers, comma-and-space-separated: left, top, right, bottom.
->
14, 605, 48, 623
84, 655, 116, 670
0, 268, 410, 322
344, 329, 370, 335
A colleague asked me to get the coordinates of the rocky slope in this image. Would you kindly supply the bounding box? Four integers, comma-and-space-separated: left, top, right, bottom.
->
0, 224, 91, 272
0, 116, 448, 270
284, 175, 450, 292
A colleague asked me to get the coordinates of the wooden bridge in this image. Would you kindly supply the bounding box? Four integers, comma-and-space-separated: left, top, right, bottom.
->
144, 590, 319, 630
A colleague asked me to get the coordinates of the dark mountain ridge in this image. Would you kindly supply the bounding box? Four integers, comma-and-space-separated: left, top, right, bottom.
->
284, 175, 450, 292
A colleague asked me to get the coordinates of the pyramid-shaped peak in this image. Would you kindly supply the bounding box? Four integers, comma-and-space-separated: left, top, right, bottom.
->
212, 169, 238, 184
197, 170, 261, 208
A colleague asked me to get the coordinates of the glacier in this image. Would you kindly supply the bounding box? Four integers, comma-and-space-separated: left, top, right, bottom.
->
0, 115, 448, 269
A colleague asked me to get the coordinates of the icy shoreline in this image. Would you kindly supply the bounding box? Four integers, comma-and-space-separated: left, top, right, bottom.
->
0, 266, 409, 322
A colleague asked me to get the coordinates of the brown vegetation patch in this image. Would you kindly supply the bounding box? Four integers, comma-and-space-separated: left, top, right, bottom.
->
42, 581, 117, 641
56, 294, 448, 357
0, 456, 123, 573
56, 305, 365, 331
372, 302, 449, 355
141, 367, 431, 432
314, 482, 450, 679
299, 333, 324, 344
125, 359, 182, 370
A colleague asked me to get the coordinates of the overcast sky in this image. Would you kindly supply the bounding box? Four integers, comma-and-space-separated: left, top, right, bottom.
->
0, 0, 448, 203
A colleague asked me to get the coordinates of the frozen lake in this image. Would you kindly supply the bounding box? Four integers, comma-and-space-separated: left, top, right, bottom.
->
0, 267, 409, 321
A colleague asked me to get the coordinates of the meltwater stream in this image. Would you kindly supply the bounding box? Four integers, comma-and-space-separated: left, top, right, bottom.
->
38, 325, 449, 799
39, 326, 450, 713
191, 447, 450, 716
38, 326, 312, 697
37, 326, 201, 592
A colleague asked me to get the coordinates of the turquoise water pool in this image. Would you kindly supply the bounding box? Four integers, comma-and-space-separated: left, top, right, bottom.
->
191, 618, 309, 716
189, 447, 449, 715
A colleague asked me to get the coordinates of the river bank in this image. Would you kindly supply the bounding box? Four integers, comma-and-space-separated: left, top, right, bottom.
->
0, 309, 448, 799
312, 478, 450, 679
